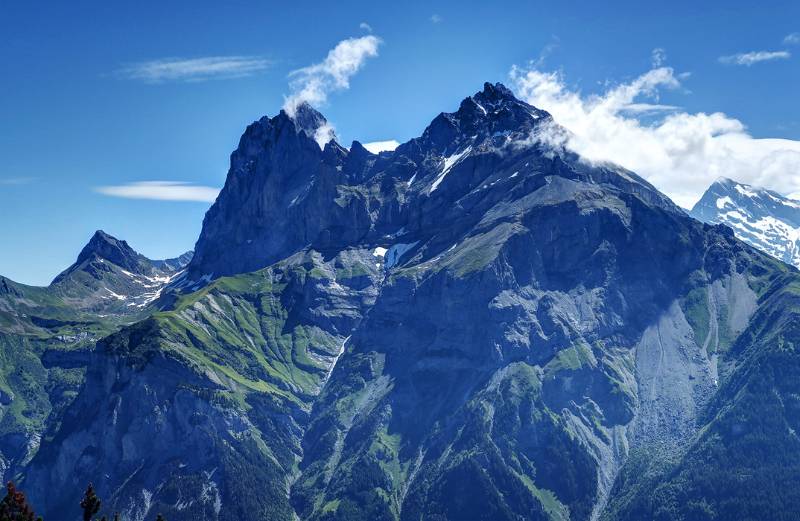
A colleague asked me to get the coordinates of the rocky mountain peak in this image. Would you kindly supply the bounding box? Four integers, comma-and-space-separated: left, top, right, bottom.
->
74, 230, 145, 274
186, 81, 678, 281
413, 82, 551, 156
691, 177, 800, 268
290, 102, 331, 140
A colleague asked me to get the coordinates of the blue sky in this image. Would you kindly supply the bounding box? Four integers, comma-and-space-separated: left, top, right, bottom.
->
2, 0, 799, 285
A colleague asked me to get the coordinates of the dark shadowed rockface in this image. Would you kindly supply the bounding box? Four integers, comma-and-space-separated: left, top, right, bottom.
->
5, 84, 800, 521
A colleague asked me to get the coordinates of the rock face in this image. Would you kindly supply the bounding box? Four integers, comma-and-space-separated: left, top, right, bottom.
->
691, 177, 800, 268
9, 84, 800, 521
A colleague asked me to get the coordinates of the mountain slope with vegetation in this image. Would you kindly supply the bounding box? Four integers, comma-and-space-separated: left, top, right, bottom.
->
3, 84, 800, 521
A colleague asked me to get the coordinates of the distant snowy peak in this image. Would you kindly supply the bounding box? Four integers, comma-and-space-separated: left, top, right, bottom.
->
50, 230, 193, 314
691, 177, 800, 268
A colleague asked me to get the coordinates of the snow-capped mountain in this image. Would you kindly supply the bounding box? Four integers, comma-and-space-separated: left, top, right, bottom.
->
690, 177, 800, 269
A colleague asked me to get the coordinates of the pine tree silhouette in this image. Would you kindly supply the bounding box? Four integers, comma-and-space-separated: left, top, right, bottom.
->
80, 484, 101, 521
0, 481, 41, 521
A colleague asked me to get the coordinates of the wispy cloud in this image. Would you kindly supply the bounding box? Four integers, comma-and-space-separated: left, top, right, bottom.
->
359, 22, 373, 33
0, 177, 35, 185
785, 32, 800, 45
651, 47, 667, 67
621, 103, 679, 114
430, 14, 443, 23
95, 181, 220, 202
510, 62, 800, 209
362, 140, 400, 154
718, 50, 790, 66
283, 35, 382, 116
117, 56, 272, 83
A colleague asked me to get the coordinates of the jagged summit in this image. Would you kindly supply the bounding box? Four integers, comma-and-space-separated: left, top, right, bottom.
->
404, 82, 551, 156
186, 81, 677, 280
73, 230, 146, 275
290, 102, 332, 141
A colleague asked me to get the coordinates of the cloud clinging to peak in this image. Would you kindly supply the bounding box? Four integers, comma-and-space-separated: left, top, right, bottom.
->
95, 181, 220, 202
117, 56, 272, 83
510, 63, 800, 208
283, 35, 382, 116
718, 50, 791, 66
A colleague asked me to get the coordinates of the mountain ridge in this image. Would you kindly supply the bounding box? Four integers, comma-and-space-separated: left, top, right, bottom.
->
3, 83, 800, 521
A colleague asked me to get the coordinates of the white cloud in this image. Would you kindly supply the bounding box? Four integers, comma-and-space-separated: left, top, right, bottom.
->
360, 22, 373, 32
651, 48, 667, 67
283, 35, 382, 116
95, 181, 220, 202
784, 32, 800, 45
0, 177, 35, 185
510, 64, 800, 208
118, 56, 271, 83
313, 122, 337, 149
362, 140, 400, 153
718, 50, 790, 66
430, 14, 443, 23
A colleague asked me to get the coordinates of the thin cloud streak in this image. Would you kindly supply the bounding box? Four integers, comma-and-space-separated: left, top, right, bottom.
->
117, 56, 272, 83
0, 177, 36, 185
718, 50, 790, 66
784, 33, 800, 45
95, 181, 220, 202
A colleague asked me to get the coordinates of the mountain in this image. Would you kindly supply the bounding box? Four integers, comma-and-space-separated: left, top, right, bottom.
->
691, 177, 800, 269
0, 231, 191, 485
50, 230, 193, 314
6, 84, 800, 521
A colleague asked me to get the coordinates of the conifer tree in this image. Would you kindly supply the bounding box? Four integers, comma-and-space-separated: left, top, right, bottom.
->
80, 484, 101, 521
0, 481, 41, 521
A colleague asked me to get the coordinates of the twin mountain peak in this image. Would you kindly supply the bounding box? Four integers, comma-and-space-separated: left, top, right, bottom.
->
4, 81, 800, 521
47, 82, 798, 310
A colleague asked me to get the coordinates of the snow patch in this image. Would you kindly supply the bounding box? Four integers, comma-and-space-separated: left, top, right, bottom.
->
734, 183, 759, 198
429, 146, 472, 194
373, 247, 387, 268
104, 287, 127, 301
716, 196, 733, 209
363, 140, 400, 154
